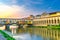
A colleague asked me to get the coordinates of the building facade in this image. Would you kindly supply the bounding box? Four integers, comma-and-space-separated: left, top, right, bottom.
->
33, 12, 60, 26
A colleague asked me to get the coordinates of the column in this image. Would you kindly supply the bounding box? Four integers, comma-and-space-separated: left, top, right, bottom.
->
12, 28, 14, 34
12, 28, 16, 34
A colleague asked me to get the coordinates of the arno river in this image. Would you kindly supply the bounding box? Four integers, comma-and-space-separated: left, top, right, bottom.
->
12, 28, 60, 40
0, 25, 60, 40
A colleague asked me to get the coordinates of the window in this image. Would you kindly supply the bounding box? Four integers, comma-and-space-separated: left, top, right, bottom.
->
55, 19, 56, 24
47, 20, 48, 24
52, 20, 53, 24
58, 19, 59, 23
49, 20, 50, 24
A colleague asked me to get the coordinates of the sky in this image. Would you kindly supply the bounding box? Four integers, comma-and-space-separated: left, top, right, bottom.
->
0, 0, 60, 18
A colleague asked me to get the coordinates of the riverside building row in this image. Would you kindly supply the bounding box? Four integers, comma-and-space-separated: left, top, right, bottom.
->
33, 12, 60, 26
0, 12, 60, 26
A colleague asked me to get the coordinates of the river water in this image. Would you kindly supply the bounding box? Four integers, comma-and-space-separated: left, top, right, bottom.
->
12, 28, 60, 40
13, 33, 43, 40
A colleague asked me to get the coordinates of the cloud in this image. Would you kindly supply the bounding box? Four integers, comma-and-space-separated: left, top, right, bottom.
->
0, 3, 35, 18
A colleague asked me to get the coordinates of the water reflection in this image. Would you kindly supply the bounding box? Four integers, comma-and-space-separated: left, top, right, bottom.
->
13, 33, 43, 40
16, 28, 60, 40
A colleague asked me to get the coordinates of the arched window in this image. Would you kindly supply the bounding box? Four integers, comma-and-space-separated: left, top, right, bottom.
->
58, 19, 59, 23
55, 19, 56, 24
49, 20, 50, 24
47, 20, 48, 24
52, 20, 53, 24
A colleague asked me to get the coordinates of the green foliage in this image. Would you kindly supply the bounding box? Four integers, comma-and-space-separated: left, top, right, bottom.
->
30, 25, 60, 30
30, 26, 47, 28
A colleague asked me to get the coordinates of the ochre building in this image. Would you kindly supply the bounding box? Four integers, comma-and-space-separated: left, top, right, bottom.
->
33, 12, 60, 26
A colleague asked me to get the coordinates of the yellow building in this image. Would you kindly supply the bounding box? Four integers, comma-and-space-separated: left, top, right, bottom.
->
33, 12, 60, 26
0, 25, 5, 30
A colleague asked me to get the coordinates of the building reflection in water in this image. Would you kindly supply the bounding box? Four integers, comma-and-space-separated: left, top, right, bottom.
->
17, 28, 60, 40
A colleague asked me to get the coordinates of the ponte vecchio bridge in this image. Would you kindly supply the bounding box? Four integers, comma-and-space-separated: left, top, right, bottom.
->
0, 18, 33, 34
0, 18, 33, 29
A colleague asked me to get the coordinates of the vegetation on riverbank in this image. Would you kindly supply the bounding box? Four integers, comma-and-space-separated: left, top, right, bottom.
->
0, 30, 15, 40
47, 25, 60, 30
30, 26, 47, 28
29, 25, 60, 30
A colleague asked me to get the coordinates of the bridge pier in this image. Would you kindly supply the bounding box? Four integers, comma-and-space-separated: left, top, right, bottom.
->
10, 25, 18, 34
11, 28, 17, 34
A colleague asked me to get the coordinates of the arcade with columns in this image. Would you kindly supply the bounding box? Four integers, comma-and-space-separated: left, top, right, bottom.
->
33, 12, 60, 26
